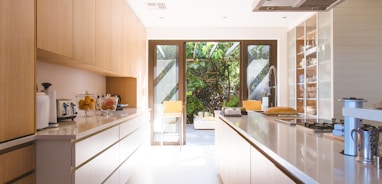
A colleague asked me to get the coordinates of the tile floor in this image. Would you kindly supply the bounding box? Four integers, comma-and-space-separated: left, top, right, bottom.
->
126, 125, 221, 184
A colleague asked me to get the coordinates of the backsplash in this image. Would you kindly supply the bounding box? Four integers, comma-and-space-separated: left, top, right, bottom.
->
36, 61, 106, 103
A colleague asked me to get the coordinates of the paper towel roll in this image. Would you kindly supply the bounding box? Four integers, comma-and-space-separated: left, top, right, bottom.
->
36, 92, 50, 130
46, 90, 57, 123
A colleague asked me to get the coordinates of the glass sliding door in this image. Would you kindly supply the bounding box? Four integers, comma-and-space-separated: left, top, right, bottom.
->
148, 41, 185, 145
242, 41, 277, 108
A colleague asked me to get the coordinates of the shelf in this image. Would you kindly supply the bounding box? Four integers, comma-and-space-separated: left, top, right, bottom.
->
294, 14, 318, 117
306, 81, 317, 84
306, 64, 317, 68
306, 47, 317, 55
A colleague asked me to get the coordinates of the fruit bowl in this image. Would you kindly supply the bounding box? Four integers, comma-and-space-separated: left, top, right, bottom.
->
101, 94, 119, 116
76, 92, 97, 117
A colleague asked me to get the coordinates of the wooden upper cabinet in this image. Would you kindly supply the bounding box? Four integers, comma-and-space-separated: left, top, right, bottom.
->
122, 2, 134, 76
37, 0, 73, 58
74, 0, 96, 65
0, 0, 35, 142
110, 0, 123, 74
95, 0, 111, 70
36, 0, 146, 77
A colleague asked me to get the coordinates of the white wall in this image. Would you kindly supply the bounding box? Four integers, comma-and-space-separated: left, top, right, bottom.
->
146, 27, 290, 106
333, 0, 382, 118
36, 61, 106, 107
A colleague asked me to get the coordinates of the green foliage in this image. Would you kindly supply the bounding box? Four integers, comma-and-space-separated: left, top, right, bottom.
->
186, 95, 206, 117
223, 95, 240, 107
186, 42, 240, 123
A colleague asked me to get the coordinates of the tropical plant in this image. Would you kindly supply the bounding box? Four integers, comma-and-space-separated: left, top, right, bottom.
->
186, 42, 240, 123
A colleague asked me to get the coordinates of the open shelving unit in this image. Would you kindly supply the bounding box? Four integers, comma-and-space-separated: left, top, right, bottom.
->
295, 15, 318, 116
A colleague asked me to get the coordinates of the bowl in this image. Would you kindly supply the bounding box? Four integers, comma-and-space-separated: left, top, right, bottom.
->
101, 95, 119, 116
76, 92, 97, 117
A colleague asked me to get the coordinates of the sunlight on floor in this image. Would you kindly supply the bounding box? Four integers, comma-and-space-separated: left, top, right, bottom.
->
126, 125, 220, 184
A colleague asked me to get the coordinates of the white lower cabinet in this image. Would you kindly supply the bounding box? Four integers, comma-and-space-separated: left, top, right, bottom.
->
36, 112, 150, 184
75, 143, 120, 183
250, 147, 294, 184
216, 117, 294, 184
215, 118, 250, 184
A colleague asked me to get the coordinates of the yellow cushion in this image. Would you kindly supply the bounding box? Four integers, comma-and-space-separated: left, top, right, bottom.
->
163, 101, 182, 113
243, 100, 261, 111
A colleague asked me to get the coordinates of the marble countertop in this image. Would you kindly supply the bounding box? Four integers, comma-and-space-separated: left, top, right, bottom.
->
36, 108, 150, 141
218, 111, 381, 184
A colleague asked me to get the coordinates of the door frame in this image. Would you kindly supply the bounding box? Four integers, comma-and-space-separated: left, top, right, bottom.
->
241, 40, 278, 106
148, 40, 277, 145
148, 40, 186, 145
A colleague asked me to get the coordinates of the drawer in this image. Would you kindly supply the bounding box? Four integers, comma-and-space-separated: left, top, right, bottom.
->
120, 115, 148, 138
0, 144, 35, 183
75, 126, 119, 167
13, 172, 35, 184
119, 141, 149, 184
75, 142, 119, 184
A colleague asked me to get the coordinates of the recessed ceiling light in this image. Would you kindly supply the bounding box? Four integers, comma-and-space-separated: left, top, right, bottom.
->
221, 16, 227, 19
159, 16, 165, 19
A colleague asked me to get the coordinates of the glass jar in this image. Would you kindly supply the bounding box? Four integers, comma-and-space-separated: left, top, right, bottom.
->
76, 91, 97, 117
101, 94, 119, 116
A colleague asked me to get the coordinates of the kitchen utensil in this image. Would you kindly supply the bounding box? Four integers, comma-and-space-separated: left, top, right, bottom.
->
339, 97, 367, 156
351, 124, 379, 165
36, 92, 50, 130
57, 99, 77, 121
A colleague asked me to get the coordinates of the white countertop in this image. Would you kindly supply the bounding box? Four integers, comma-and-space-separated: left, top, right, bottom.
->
36, 108, 150, 141
218, 111, 381, 184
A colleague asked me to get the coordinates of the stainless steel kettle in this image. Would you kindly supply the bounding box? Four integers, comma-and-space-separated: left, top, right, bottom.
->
351, 124, 379, 164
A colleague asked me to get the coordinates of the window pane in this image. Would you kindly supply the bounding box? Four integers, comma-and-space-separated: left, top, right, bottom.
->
247, 45, 271, 101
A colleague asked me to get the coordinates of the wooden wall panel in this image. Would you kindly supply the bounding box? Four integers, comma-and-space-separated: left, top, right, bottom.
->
106, 77, 137, 108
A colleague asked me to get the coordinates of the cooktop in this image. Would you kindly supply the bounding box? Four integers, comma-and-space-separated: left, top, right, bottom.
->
275, 118, 334, 133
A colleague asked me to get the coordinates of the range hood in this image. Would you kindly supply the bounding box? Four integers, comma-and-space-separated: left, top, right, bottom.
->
252, 0, 345, 11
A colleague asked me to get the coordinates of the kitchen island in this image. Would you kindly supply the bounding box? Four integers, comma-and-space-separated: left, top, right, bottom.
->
36, 108, 150, 184
215, 111, 381, 184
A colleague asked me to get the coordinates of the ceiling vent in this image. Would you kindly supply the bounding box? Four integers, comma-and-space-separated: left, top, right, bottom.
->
252, 0, 345, 11
147, 2, 167, 10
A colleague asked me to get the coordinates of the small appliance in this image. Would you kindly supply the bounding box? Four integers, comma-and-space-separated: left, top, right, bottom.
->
56, 99, 77, 121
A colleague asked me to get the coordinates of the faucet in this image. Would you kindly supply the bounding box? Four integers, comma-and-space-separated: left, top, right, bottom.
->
267, 65, 277, 107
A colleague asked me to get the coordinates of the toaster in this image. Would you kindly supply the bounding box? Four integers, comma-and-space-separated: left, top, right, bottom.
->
56, 99, 77, 121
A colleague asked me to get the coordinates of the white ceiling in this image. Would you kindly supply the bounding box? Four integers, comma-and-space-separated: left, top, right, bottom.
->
126, 0, 316, 28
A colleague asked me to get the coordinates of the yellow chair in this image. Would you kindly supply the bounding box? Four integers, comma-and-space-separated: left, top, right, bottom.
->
243, 100, 262, 111
162, 101, 183, 148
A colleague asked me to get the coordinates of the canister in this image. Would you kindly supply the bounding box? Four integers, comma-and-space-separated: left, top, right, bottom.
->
338, 97, 367, 156
36, 92, 50, 130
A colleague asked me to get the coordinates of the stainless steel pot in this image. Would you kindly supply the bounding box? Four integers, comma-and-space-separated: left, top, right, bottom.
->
352, 124, 379, 164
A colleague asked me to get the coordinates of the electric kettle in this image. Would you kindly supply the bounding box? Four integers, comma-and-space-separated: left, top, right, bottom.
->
351, 124, 379, 164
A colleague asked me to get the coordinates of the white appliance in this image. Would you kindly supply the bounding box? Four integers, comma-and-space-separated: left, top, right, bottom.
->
36, 92, 50, 130
56, 99, 77, 121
